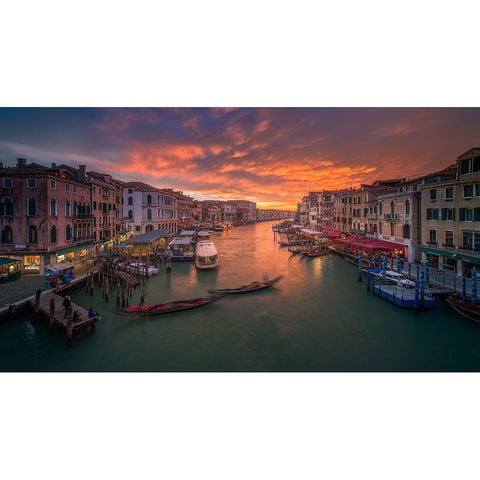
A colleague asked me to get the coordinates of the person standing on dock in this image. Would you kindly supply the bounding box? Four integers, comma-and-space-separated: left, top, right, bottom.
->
63, 295, 71, 318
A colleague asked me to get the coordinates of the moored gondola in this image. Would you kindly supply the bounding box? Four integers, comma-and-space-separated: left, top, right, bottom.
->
209, 275, 283, 294
446, 295, 480, 324
123, 295, 224, 316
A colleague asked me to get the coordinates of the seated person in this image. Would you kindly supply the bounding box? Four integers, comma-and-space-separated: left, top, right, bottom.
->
72, 311, 82, 322
88, 307, 98, 318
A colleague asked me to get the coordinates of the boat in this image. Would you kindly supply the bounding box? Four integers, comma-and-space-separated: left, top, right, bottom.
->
126, 262, 159, 276
123, 295, 224, 316
209, 275, 283, 294
304, 248, 328, 257
446, 295, 480, 324
368, 269, 416, 288
197, 230, 210, 240
195, 239, 219, 269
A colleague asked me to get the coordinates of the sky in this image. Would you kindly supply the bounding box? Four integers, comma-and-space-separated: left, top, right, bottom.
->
0, 107, 479, 210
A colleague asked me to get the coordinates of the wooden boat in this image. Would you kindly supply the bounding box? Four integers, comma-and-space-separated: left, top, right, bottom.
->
123, 295, 224, 316
304, 249, 328, 257
209, 275, 283, 294
446, 295, 480, 324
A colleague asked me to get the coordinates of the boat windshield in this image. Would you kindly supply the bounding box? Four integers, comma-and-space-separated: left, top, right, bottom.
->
198, 255, 217, 266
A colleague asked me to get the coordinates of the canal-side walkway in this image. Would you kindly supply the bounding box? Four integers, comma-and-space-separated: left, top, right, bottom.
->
0, 259, 96, 314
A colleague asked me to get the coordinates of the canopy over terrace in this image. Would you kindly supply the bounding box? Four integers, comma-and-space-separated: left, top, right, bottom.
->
126, 229, 172, 255
331, 236, 397, 253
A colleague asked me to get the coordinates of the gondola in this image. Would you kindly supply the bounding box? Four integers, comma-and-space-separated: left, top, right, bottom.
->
445, 294, 480, 324
123, 295, 224, 316
304, 249, 328, 257
209, 275, 283, 294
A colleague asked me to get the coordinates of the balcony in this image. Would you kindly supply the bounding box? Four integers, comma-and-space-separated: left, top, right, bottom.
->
366, 213, 377, 219
73, 235, 95, 244
383, 213, 399, 222
73, 213, 93, 220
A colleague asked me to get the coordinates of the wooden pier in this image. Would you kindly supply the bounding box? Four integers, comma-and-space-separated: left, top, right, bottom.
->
372, 284, 436, 309
29, 291, 98, 347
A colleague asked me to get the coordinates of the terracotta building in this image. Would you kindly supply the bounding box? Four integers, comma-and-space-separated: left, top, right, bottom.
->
0, 158, 92, 273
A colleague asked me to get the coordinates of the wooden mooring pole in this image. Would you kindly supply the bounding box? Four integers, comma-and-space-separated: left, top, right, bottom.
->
34, 289, 41, 322
66, 307, 73, 348
49, 298, 55, 336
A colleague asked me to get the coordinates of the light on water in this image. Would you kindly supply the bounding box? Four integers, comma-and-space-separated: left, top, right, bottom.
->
2, 220, 480, 371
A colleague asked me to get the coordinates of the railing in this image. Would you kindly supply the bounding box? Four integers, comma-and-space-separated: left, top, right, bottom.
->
366, 213, 377, 219
383, 213, 399, 221
73, 235, 95, 244
73, 213, 93, 220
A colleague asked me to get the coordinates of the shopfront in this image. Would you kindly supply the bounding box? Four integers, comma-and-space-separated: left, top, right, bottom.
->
23, 255, 41, 273
0, 257, 22, 282
55, 242, 95, 266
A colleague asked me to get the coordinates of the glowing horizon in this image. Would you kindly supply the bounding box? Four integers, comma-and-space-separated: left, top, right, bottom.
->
1, 107, 479, 210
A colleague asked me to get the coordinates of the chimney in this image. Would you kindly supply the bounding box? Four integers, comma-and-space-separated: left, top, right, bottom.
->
51, 162, 57, 168
17, 157, 27, 167
79, 164, 86, 181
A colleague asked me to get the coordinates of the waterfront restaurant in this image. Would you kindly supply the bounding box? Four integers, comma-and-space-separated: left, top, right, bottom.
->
0, 256, 22, 282
126, 229, 172, 256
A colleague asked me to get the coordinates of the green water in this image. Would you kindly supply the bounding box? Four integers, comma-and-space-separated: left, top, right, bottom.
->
2, 220, 480, 371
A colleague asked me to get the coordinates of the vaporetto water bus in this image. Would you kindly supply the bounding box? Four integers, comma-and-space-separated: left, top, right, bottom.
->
195, 239, 219, 270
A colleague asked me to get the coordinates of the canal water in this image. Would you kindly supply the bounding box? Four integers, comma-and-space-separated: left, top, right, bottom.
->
2, 220, 480, 372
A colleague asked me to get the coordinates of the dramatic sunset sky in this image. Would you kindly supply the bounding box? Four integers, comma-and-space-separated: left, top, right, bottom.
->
0, 108, 479, 210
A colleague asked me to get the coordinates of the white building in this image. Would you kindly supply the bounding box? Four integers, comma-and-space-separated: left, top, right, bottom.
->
123, 182, 178, 235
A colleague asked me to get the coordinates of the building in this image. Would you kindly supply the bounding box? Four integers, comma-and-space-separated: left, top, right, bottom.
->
123, 182, 178, 235
419, 148, 480, 276
174, 191, 196, 228
0, 158, 93, 274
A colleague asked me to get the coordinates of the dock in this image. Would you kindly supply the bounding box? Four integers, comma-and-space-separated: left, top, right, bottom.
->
29, 290, 98, 346
372, 284, 435, 309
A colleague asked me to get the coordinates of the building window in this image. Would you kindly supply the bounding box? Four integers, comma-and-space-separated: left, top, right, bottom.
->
65, 183, 70, 192
460, 159, 471, 175
474, 208, 480, 222
27, 197, 36, 216
147, 194, 152, 205
459, 208, 473, 222
445, 230, 454, 248
50, 225, 57, 243
135, 225, 141, 232
441, 208, 455, 221
147, 209, 152, 220
50, 198, 57, 216
128, 210, 133, 220
429, 189, 437, 201
1, 226, 12, 244
463, 232, 473, 250
65, 201, 71, 217
403, 224, 411, 239
405, 199, 410, 215
379, 203, 383, 215
28, 225, 37, 244
445, 186, 454, 200
390, 223, 395, 236
428, 229, 437, 245
50, 179, 56, 189
1, 197, 13, 216
464, 184, 474, 198
426, 208, 439, 220
66, 224, 72, 241
73, 185, 77, 193
128, 197, 133, 205
27, 178, 36, 188
3, 178, 13, 188
473, 156, 480, 173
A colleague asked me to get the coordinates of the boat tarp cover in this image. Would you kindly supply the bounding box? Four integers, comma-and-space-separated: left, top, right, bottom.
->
45, 261, 75, 272
169, 237, 193, 246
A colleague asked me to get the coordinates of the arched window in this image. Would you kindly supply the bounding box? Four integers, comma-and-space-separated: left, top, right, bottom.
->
1, 226, 12, 244
73, 201, 78, 217
147, 194, 152, 205
27, 198, 36, 217
65, 201, 71, 217
28, 225, 37, 244
128, 197, 133, 205
405, 199, 411, 215
50, 198, 57, 216
66, 224, 72, 241
145, 224, 153, 233
379, 202, 383, 215
50, 225, 57, 243
147, 209, 152, 220
128, 210, 133, 219
390, 200, 395, 214
2, 197, 13, 216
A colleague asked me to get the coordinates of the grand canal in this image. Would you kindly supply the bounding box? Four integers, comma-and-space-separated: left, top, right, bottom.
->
2, 220, 480, 371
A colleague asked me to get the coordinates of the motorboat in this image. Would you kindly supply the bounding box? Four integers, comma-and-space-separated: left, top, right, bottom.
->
209, 275, 283, 294
126, 262, 159, 276
195, 239, 219, 269
123, 295, 224, 316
